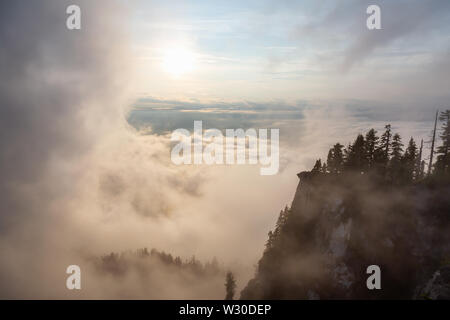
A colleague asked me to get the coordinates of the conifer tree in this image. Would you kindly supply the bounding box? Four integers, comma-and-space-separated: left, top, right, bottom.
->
345, 134, 366, 172
378, 124, 392, 164
274, 212, 283, 238
402, 137, 417, 182
265, 231, 274, 250
435, 110, 450, 174
373, 125, 392, 177
225, 272, 237, 300
326, 149, 334, 173
327, 143, 344, 173
312, 159, 322, 173
389, 133, 403, 182
365, 129, 379, 169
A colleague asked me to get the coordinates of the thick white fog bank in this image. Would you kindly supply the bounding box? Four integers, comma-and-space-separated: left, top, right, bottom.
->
0, 1, 441, 298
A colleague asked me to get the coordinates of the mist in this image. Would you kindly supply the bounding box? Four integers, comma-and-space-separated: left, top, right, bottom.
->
0, 0, 444, 299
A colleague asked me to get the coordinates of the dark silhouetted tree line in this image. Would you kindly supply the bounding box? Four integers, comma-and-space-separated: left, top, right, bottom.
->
265, 206, 291, 252
311, 110, 450, 184
96, 248, 221, 278
242, 110, 450, 300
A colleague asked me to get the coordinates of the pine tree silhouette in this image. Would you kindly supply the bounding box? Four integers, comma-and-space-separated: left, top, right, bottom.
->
435, 110, 450, 174
326, 143, 344, 173
345, 134, 366, 173
389, 133, 403, 183
225, 272, 237, 300
402, 137, 417, 183
365, 129, 379, 169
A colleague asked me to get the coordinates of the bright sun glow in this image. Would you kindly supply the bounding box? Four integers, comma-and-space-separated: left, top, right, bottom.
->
162, 47, 196, 77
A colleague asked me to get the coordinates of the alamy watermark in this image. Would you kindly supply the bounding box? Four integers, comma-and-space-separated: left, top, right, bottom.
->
66, 265, 81, 290
65, 4, 380, 31
366, 5, 381, 30
366, 265, 381, 290
66, 5, 81, 30
171, 121, 279, 175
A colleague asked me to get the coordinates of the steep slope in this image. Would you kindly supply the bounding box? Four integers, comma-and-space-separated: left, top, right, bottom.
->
241, 171, 450, 299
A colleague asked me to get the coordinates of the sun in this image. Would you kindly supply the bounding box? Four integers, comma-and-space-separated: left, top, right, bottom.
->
162, 47, 196, 77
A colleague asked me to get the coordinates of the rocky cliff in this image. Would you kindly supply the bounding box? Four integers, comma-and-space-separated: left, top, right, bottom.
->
241, 171, 450, 299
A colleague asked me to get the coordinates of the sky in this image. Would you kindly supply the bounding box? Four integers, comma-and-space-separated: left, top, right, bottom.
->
129, 0, 450, 106
0, 0, 449, 299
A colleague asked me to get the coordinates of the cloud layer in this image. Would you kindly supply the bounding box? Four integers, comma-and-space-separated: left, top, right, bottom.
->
0, 0, 444, 298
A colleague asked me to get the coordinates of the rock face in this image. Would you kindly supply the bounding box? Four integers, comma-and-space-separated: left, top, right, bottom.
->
241, 172, 450, 299
415, 266, 450, 300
